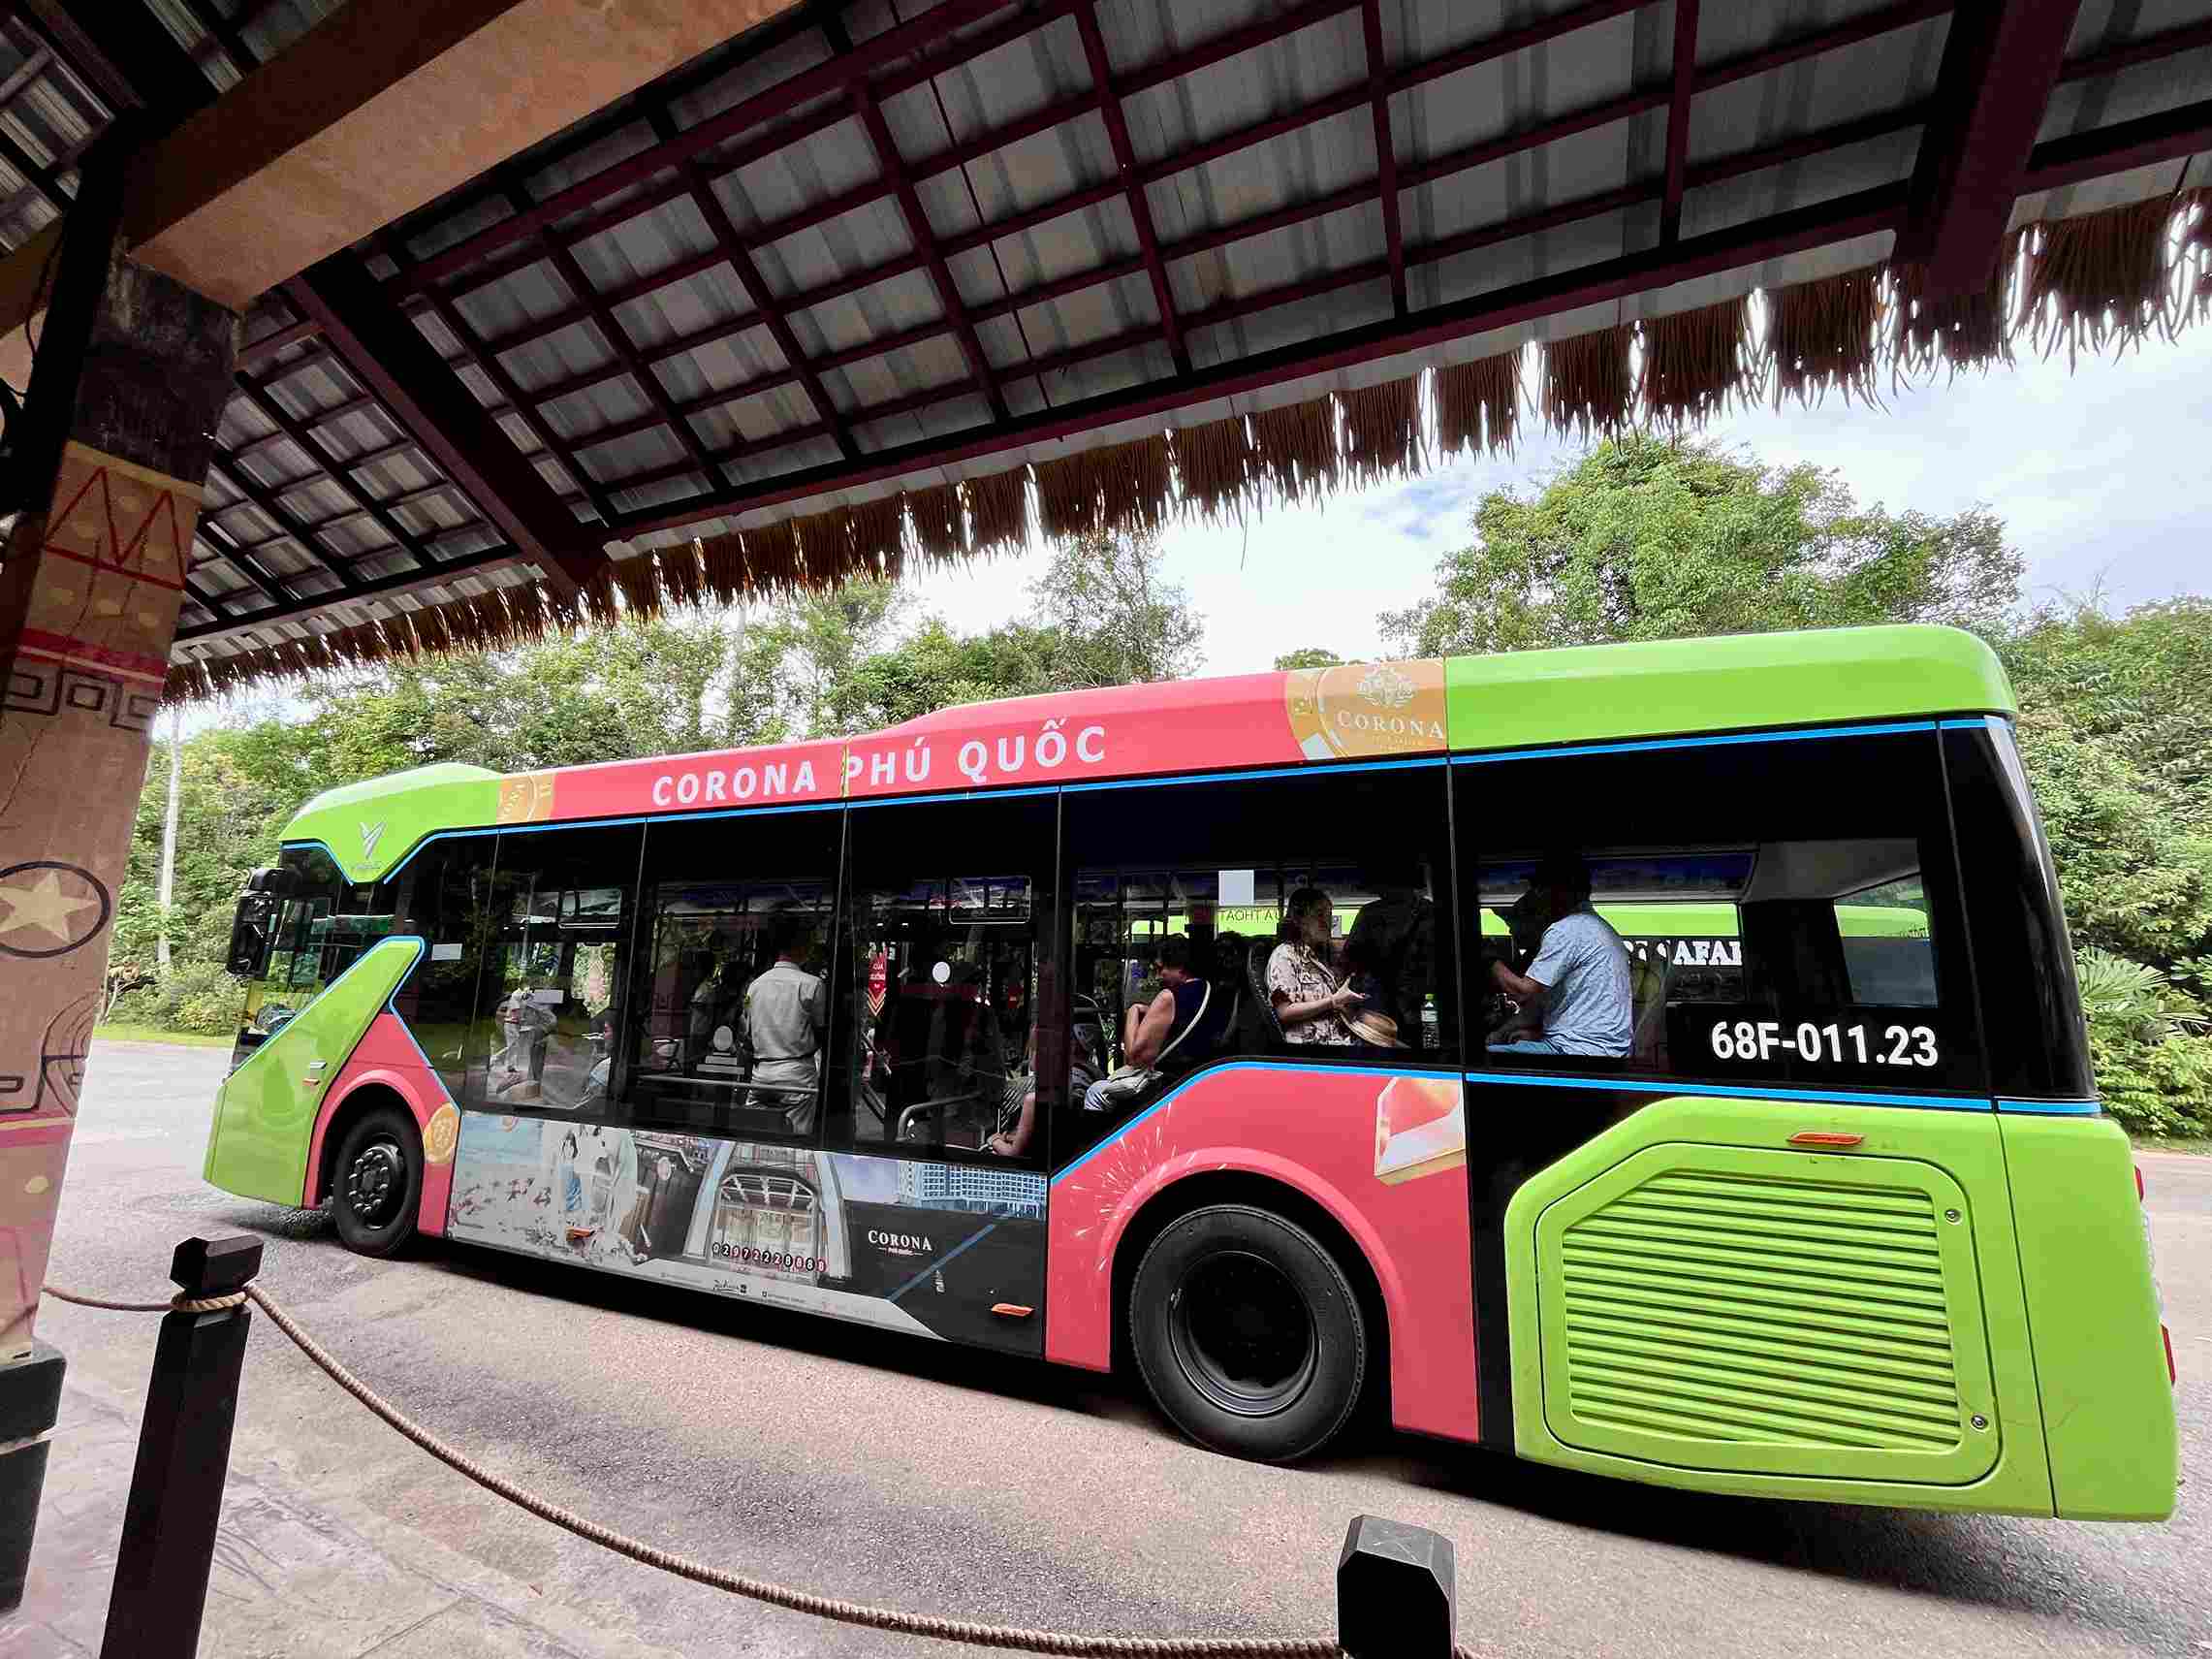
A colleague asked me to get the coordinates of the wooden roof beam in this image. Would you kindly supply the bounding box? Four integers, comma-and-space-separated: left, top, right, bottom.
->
1898, 0, 2085, 300
0, 0, 809, 350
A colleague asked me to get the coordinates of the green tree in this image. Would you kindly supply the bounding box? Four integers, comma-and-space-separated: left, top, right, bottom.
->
1380, 434, 2023, 657
1273, 647, 1345, 670
1027, 526, 1205, 687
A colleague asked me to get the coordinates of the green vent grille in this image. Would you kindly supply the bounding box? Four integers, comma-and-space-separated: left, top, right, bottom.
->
1535, 1149, 1999, 1484
1561, 1171, 1962, 1452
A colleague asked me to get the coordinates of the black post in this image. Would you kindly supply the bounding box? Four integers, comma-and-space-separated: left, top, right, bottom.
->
1338, 1514, 1456, 1659
100, 1236, 263, 1659
0, 1342, 64, 1609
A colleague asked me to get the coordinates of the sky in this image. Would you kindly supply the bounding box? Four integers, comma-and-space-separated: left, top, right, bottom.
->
902, 321, 2212, 676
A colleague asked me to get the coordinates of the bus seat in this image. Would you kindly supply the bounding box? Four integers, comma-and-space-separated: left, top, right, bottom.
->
1247, 942, 1287, 1048
1629, 955, 1672, 1069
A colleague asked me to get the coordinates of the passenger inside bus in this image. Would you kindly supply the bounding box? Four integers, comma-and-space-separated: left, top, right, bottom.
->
744, 914, 827, 1134
1266, 888, 1364, 1046
1343, 865, 1435, 1049
1081, 937, 1228, 1112
988, 997, 1106, 1158
1485, 851, 1633, 1058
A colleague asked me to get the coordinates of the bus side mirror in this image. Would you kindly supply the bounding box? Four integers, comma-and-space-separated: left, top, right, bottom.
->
245, 865, 300, 896
227, 892, 275, 977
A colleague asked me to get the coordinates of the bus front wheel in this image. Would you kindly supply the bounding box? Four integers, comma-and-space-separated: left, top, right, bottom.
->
330, 1104, 423, 1259
1128, 1203, 1368, 1463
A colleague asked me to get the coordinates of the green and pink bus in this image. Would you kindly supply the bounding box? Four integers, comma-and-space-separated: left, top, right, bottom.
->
203, 625, 2177, 1517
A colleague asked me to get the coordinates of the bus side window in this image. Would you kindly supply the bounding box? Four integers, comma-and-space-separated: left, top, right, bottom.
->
1062, 767, 1459, 1076
622, 809, 840, 1141
471, 825, 641, 1118
1463, 728, 1982, 1096
837, 794, 1056, 1162
394, 839, 495, 1106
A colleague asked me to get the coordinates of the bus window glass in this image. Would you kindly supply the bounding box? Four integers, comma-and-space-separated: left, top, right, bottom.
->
841, 796, 1055, 1161
391, 838, 495, 1103
1835, 876, 1937, 1006
1065, 767, 1457, 1073
1942, 718, 2095, 1099
467, 826, 641, 1115
623, 810, 839, 1139
1464, 729, 1981, 1094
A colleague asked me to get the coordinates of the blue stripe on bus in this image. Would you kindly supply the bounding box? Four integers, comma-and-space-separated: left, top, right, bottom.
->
1460, 1069, 1985, 1110
888, 1222, 1000, 1302
1939, 718, 2002, 729
1450, 719, 1937, 765
1995, 1098, 2102, 1116
1051, 1059, 1451, 1185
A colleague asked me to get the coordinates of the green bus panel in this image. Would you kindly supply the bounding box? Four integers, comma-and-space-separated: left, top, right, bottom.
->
1999, 1113, 2178, 1520
1505, 1098, 2056, 1515
283, 763, 500, 884
205, 937, 425, 1204
1445, 625, 2016, 753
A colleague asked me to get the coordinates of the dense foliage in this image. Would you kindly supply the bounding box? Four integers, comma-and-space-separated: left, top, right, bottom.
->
1380, 437, 2207, 1135
114, 449, 2212, 1135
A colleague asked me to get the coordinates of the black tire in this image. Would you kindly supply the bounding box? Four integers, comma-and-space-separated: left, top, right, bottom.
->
1128, 1203, 1368, 1463
329, 1104, 423, 1259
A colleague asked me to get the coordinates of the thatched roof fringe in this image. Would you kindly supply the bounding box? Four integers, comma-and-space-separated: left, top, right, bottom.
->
171, 192, 2212, 704
2180, 189, 2211, 325
1641, 298, 1752, 426
1891, 238, 2018, 387
1769, 267, 1883, 409
965, 467, 1030, 555
1341, 376, 1425, 486
1096, 433, 1174, 538
1434, 352, 1519, 456
848, 495, 906, 575
2022, 195, 2178, 367
1169, 414, 1255, 524
1034, 451, 1096, 541
1249, 396, 1337, 504
906, 483, 964, 563
1541, 323, 1634, 440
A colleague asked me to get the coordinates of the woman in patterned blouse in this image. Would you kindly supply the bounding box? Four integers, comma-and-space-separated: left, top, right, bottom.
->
1266, 887, 1362, 1045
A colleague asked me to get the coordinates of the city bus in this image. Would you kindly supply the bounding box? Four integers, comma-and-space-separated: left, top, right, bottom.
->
203, 625, 2177, 1517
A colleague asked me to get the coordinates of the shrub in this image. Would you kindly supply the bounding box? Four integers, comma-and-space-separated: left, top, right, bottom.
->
108, 962, 243, 1036
2078, 948, 2212, 1136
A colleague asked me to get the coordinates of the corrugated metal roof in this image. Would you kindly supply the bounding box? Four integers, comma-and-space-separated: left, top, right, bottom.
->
303, 0, 2204, 591
13, 0, 2211, 671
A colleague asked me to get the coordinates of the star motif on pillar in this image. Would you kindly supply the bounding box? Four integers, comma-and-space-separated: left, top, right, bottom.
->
0, 870, 102, 941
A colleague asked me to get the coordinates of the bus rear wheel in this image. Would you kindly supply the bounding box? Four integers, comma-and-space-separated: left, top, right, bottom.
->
1128, 1203, 1367, 1463
330, 1104, 423, 1259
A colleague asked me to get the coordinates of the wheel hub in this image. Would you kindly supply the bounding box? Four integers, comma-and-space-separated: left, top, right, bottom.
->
1168, 1250, 1317, 1419
345, 1140, 404, 1225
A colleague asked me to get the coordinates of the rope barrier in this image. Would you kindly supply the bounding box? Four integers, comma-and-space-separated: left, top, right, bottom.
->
47, 1278, 1476, 1659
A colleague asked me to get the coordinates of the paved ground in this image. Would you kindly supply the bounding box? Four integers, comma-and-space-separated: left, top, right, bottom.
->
8, 1040, 2208, 1658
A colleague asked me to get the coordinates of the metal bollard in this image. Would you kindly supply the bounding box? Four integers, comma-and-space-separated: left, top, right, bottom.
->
100, 1236, 263, 1659
1337, 1514, 1456, 1659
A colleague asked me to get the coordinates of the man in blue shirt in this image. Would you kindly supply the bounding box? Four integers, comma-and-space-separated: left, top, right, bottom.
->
1487, 852, 1632, 1058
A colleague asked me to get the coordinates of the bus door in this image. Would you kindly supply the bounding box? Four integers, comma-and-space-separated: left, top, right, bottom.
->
829, 793, 1059, 1357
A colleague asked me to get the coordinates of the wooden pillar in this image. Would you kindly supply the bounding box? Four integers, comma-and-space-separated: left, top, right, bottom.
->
0, 124, 238, 1604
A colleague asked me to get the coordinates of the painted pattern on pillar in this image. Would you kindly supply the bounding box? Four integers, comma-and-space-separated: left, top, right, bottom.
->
3, 442, 201, 732
1, 440, 206, 1357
